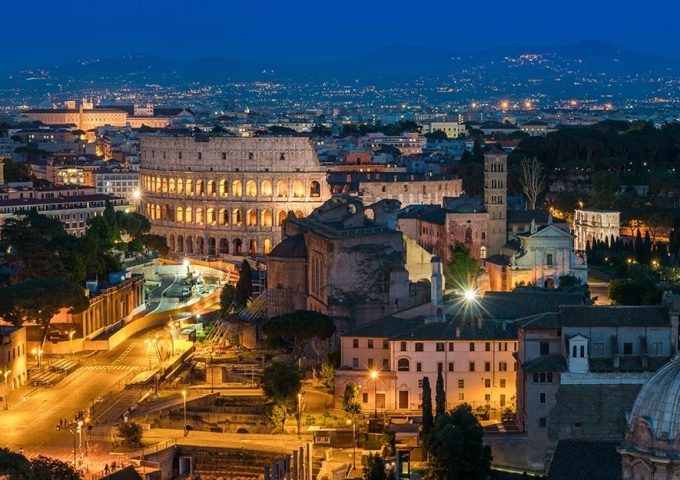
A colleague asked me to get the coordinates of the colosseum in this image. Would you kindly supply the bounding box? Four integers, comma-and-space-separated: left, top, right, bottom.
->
140, 135, 330, 257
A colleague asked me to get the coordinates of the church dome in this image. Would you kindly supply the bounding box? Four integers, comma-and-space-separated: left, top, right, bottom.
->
628, 356, 680, 440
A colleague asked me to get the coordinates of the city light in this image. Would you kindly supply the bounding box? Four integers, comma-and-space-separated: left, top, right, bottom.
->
131, 189, 141, 200
464, 289, 477, 302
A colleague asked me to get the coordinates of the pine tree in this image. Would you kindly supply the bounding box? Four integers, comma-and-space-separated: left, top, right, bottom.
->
435, 370, 446, 419
422, 377, 434, 440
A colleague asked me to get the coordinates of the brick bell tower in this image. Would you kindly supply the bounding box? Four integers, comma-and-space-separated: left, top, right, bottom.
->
483, 149, 507, 255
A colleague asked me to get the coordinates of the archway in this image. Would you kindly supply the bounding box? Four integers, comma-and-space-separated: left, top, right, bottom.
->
168, 235, 175, 252
261, 209, 273, 227
310, 180, 321, 197
208, 238, 216, 255
177, 178, 184, 195
196, 179, 204, 196
249, 239, 257, 255
276, 180, 288, 197
232, 180, 243, 196
245, 180, 257, 197
186, 179, 193, 195
544, 278, 555, 289
186, 237, 194, 254
260, 180, 273, 196
196, 237, 205, 255
294, 210, 304, 218
293, 180, 305, 198
176, 206, 184, 223
232, 209, 243, 226
264, 239, 272, 254
218, 179, 228, 196
278, 210, 287, 226
207, 180, 216, 196
185, 207, 193, 224
219, 208, 228, 225
219, 238, 229, 254
246, 209, 257, 226
177, 235, 184, 252
233, 238, 243, 255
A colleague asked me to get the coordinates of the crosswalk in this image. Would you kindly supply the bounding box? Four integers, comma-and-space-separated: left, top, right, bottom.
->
82, 364, 143, 372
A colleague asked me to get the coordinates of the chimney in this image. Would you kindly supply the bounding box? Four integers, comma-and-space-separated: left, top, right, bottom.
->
430, 257, 444, 309
455, 327, 461, 338
476, 315, 483, 330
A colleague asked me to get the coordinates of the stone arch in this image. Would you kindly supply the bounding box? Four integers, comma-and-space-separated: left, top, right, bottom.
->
207, 207, 215, 225
169, 178, 176, 193
342, 184, 351, 193
219, 238, 229, 254
260, 180, 273, 196
219, 179, 228, 196
196, 207, 204, 224
196, 237, 205, 255
154, 204, 161, 220
295, 210, 304, 218
168, 234, 175, 252
261, 209, 273, 227
397, 358, 410, 371
185, 207, 193, 224
161, 177, 168, 193
186, 179, 193, 195
207, 180, 216, 196
233, 238, 243, 255
186, 236, 194, 254
177, 235, 184, 252
155, 177, 161, 192
165, 204, 173, 221
218, 208, 228, 225
176, 206, 184, 223
208, 237, 216, 255
246, 209, 257, 226
465, 226, 473, 243
292, 180, 305, 198
246, 179, 257, 197
232, 180, 243, 196
177, 178, 184, 195
332, 185, 342, 194
249, 239, 257, 255
276, 180, 288, 197
544, 278, 555, 289
232, 208, 243, 226
264, 239, 272, 254
310, 180, 321, 197
277, 210, 287, 226
196, 179, 204, 196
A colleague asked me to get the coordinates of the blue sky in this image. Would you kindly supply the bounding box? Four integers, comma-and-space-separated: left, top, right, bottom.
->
5, 0, 680, 69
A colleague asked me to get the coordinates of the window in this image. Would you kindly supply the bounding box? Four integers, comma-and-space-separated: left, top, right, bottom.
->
485, 379, 491, 388
416, 362, 422, 372
363, 393, 368, 403
397, 359, 410, 372
383, 359, 389, 370
539, 417, 547, 428
458, 379, 464, 388
415, 343, 424, 352
368, 339, 374, 349
352, 339, 359, 348
499, 362, 508, 371
485, 362, 491, 372
437, 362, 443, 373
540, 393, 546, 404
653, 342, 663, 356
500, 379, 506, 388
546, 254, 554, 266
367, 359, 374, 369
594, 342, 604, 357
400, 342, 407, 352
352, 358, 358, 369
436, 342, 445, 352
469, 362, 476, 372
469, 342, 475, 352
485, 342, 491, 352
540, 342, 550, 355
448, 342, 454, 352
418, 379, 423, 388
499, 342, 508, 351
623, 342, 633, 355
448, 362, 454, 372
458, 393, 464, 401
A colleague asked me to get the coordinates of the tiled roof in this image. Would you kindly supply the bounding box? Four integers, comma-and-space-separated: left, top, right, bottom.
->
558, 305, 669, 327
517, 312, 561, 329
268, 234, 306, 259
343, 316, 420, 338
390, 318, 517, 341
522, 354, 567, 372
445, 291, 584, 321
548, 440, 621, 480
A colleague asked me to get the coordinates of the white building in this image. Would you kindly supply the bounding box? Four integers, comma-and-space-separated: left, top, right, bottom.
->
520, 121, 550, 137
486, 222, 588, 291
94, 168, 140, 200
0, 325, 27, 393
573, 208, 620, 251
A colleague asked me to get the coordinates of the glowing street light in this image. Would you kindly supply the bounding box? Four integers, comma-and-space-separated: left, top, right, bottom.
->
69, 330, 76, 357
2, 370, 10, 410
369, 369, 379, 418
131, 189, 141, 201
463, 289, 477, 302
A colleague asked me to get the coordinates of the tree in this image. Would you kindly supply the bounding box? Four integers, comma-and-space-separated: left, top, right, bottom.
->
311, 124, 332, 137
443, 241, 480, 290
262, 361, 302, 404
319, 359, 335, 390
0, 279, 89, 347
342, 382, 362, 415
262, 310, 335, 359
608, 277, 661, 305
363, 453, 386, 480
425, 405, 491, 480
235, 260, 253, 308
518, 158, 546, 210
421, 376, 434, 442
220, 284, 238, 312
435, 370, 446, 420
117, 421, 143, 448
425, 130, 448, 141
140, 234, 169, 256
558, 275, 582, 288
0, 448, 80, 480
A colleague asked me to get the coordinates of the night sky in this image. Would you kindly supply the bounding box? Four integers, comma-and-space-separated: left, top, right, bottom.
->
5, 0, 680, 69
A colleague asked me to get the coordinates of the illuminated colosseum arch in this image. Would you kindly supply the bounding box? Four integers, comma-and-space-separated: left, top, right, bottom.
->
161, 178, 168, 193
196, 237, 205, 254
207, 180, 216, 196
176, 206, 184, 223
264, 239, 272, 254
278, 210, 287, 226
176, 235, 184, 252
219, 238, 229, 254
207, 207, 215, 225
292, 180, 305, 198
246, 209, 257, 226
232, 209, 243, 226
261, 209, 273, 227
219, 208, 228, 225
177, 178, 184, 195
233, 238, 243, 255
154, 204, 161, 219
260, 180, 273, 196
186, 179, 193, 195
310, 181, 321, 197
155, 177, 161, 192
249, 239, 257, 255
276, 180, 288, 197
169, 178, 176, 193
195, 208, 204, 224
232, 180, 243, 197
246, 180, 257, 197
185, 207, 193, 224
196, 179, 204, 196
218, 179, 228, 196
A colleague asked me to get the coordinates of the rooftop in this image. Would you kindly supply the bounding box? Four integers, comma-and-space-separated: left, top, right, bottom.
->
547, 440, 621, 480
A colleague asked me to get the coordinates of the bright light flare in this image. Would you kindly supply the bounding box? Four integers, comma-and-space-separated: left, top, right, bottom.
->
464, 289, 477, 302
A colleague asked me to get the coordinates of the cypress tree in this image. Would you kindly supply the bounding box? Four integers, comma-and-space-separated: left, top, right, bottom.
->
422, 377, 434, 439
235, 259, 253, 308
634, 230, 643, 263
435, 370, 446, 419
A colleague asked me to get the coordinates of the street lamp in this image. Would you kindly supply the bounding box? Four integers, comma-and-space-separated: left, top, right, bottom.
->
370, 369, 379, 418
2, 370, 9, 410
297, 392, 302, 439
182, 390, 187, 432
69, 330, 76, 357
31, 348, 43, 368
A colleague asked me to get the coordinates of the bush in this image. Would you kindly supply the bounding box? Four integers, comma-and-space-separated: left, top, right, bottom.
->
117, 421, 143, 448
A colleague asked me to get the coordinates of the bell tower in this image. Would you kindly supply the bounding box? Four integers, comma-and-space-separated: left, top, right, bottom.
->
484, 149, 507, 255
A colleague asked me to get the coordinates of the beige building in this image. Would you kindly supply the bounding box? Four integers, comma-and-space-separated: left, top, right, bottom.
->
359, 177, 462, 208
140, 135, 330, 256
426, 121, 467, 138
0, 325, 27, 392
573, 208, 620, 252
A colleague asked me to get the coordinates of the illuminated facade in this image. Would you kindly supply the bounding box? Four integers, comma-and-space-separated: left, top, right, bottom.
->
140, 135, 330, 256
573, 208, 620, 252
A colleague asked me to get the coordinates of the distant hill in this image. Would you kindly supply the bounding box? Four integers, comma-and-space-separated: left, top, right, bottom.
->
5, 41, 680, 100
